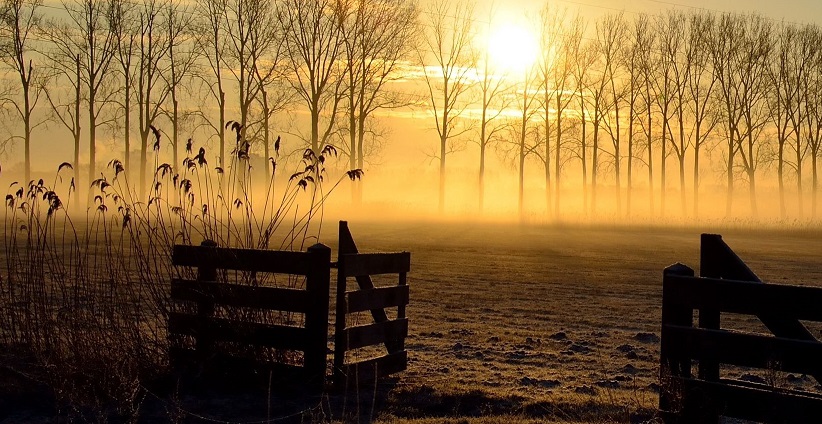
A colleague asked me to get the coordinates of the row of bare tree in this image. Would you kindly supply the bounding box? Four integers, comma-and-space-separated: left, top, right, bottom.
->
0, 0, 416, 204
3, 0, 822, 219
427, 1, 822, 219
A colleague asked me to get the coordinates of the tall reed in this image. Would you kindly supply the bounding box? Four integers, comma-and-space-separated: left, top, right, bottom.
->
0, 123, 361, 420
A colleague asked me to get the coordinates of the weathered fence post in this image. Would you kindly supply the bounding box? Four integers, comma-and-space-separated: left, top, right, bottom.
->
660, 263, 694, 422
698, 235, 721, 382
196, 239, 218, 362
305, 243, 331, 392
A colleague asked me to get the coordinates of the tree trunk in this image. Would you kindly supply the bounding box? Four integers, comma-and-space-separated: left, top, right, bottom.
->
89, 92, 97, 203
518, 146, 525, 219
614, 103, 621, 215
660, 117, 668, 216
813, 153, 818, 218
439, 132, 446, 213
23, 84, 31, 185
581, 105, 588, 214
124, 84, 131, 178
693, 145, 700, 217
627, 101, 634, 216
591, 118, 599, 214
554, 104, 562, 217
776, 140, 787, 219
749, 167, 758, 217
796, 136, 803, 218
647, 97, 654, 215
479, 128, 486, 212
544, 91, 551, 215
726, 137, 734, 217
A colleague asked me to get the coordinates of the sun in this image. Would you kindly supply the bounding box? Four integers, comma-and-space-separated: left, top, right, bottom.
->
486, 23, 540, 76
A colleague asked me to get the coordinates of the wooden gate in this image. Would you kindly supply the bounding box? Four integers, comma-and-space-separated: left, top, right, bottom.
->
168, 242, 331, 391
659, 234, 822, 423
333, 221, 410, 386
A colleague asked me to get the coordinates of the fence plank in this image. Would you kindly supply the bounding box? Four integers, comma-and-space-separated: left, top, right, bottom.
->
173, 245, 314, 275
168, 312, 309, 351
346, 285, 409, 313
664, 325, 822, 376
171, 279, 310, 312
342, 350, 408, 385
677, 377, 822, 423
665, 275, 822, 322
338, 318, 408, 351
339, 252, 411, 277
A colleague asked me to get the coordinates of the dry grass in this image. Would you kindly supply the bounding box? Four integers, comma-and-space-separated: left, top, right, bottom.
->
0, 129, 359, 422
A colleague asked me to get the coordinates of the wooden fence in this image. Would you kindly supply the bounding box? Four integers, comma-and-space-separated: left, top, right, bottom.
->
168, 241, 331, 391
659, 234, 822, 423
334, 221, 410, 386
167, 221, 410, 391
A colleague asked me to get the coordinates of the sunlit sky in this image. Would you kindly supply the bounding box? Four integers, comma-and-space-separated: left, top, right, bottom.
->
498, 0, 822, 24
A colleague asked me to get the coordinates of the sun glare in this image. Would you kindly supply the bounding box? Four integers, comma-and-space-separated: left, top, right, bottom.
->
487, 23, 539, 76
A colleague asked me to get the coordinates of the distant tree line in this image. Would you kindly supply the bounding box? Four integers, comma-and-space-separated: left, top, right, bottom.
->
0, 0, 417, 205
423, 0, 822, 219
2, 0, 822, 219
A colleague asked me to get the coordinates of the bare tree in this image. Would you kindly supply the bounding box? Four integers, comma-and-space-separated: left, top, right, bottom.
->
52, 0, 118, 199
417, 0, 477, 213
510, 68, 540, 218
472, 8, 510, 212
0, 0, 45, 183
709, 14, 743, 216
767, 23, 799, 218
248, 2, 290, 185
633, 14, 657, 215
782, 24, 817, 218
339, 0, 418, 204
652, 13, 680, 216
44, 53, 82, 207
807, 31, 822, 217
733, 15, 773, 217
586, 18, 612, 214
623, 14, 653, 215
662, 12, 689, 215
110, 0, 137, 177
538, 5, 579, 216
277, 0, 346, 154
570, 26, 596, 213
686, 12, 718, 217
222, 0, 277, 148
135, 0, 170, 197
193, 0, 228, 174
162, 1, 197, 174
597, 12, 627, 214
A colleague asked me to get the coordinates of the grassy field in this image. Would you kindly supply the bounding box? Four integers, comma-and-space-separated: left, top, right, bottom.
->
4, 220, 822, 423
321, 221, 822, 423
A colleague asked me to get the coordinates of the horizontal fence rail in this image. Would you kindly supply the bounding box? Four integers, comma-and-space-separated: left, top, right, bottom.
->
659, 253, 822, 424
